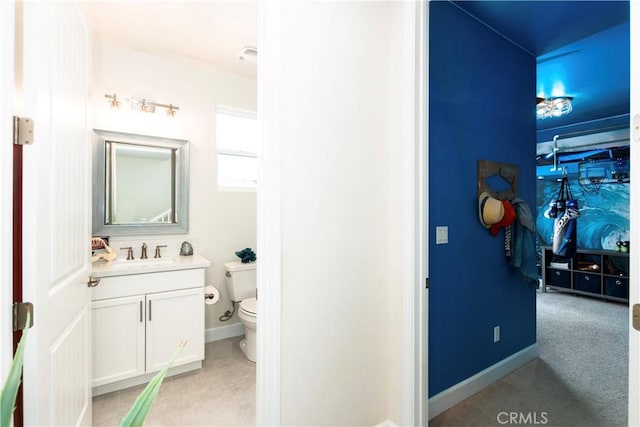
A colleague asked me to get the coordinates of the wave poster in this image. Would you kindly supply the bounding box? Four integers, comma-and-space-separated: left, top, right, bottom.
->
536, 180, 629, 251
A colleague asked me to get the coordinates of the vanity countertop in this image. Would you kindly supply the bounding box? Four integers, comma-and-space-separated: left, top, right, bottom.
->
92, 254, 211, 278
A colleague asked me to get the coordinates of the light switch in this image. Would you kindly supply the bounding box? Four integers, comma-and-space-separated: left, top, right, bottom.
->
436, 226, 448, 244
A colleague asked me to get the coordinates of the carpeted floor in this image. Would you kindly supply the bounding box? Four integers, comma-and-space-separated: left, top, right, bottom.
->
430, 290, 628, 427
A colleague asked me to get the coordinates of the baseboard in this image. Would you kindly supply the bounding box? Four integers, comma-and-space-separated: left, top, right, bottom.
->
205, 322, 245, 343
428, 343, 539, 420
375, 420, 397, 427
92, 361, 202, 397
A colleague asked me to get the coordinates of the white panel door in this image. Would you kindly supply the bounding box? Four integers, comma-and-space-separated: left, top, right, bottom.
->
145, 288, 204, 373
92, 296, 145, 387
629, 2, 640, 425
20, 2, 92, 425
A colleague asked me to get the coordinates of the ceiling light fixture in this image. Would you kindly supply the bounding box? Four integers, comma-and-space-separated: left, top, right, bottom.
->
536, 96, 573, 120
105, 94, 179, 117
238, 45, 257, 63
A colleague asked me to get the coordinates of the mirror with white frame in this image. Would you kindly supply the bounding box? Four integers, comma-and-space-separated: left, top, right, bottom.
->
92, 129, 189, 235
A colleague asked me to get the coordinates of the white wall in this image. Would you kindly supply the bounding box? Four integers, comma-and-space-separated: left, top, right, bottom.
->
268, 2, 410, 424
91, 41, 257, 331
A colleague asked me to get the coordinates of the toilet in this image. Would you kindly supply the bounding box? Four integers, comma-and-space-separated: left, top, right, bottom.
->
224, 261, 257, 362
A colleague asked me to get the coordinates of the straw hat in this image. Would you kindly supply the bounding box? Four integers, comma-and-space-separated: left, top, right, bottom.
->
478, 192, 504, 228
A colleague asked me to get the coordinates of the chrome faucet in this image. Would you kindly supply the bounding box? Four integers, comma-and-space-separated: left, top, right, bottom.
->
120, 246, 134, 260
141, 242, 148, 259
154, 245, 167, 258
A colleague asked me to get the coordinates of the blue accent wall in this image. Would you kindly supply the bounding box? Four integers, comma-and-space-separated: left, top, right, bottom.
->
429, 1, 537, 396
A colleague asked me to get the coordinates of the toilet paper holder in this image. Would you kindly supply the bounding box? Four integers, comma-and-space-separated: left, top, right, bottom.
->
204, 285, 220, 305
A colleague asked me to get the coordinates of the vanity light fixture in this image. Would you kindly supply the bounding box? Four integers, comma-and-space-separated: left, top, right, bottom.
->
105, 93, 180, 117
130, 97, 155, 113
166, 104, 178, 117
536, 96, 573, 120
107, 93, 121, 109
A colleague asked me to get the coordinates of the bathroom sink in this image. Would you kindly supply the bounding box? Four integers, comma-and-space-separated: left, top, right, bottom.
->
91, 254, 211, 278
110, 257, 176, 270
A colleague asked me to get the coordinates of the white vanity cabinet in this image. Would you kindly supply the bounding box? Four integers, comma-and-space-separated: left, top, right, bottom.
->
93, 295, 146, 387
91, 257, 210, 396
145, 288, 204, 372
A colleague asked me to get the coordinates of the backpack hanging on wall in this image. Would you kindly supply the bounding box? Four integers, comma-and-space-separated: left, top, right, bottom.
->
548, 175, 579, 257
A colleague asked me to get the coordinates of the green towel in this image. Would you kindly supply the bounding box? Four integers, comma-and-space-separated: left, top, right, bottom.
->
235, 248, 256, 263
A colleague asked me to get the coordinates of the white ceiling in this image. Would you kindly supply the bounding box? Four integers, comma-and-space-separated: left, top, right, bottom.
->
81, 1, 258, 79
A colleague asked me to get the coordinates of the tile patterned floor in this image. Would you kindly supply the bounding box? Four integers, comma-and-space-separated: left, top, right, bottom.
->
92, 336, 256, 426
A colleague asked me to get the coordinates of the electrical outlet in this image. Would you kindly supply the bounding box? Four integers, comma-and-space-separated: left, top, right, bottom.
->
494, 326, 501, 343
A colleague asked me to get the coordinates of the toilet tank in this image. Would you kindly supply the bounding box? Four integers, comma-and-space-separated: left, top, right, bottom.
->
224, 261, 257, 302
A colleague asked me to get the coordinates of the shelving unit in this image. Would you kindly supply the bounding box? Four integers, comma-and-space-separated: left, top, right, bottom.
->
541, 246, 629, 303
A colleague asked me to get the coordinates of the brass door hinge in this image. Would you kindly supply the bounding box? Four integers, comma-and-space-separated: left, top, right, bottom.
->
13, 116, 34, 146
13, 302, 34, 331
633, 304, 640, 332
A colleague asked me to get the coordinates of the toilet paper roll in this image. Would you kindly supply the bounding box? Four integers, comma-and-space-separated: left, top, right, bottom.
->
204, 286, 220, 305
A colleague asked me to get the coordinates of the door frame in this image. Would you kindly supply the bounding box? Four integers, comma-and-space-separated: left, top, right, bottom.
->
628, 2, 639, 425
255, 1, 282, 424
0, 0, 15, 390
256, 1, 428, 425
411, 2, 429, 425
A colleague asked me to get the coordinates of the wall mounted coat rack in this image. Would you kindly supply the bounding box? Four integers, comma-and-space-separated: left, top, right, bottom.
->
478, 159, 519, 200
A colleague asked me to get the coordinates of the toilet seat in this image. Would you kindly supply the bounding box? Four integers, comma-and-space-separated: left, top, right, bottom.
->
238, 297, 257, 362
240, 297, 257, 317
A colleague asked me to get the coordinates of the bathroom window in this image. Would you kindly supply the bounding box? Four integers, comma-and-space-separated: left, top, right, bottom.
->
216, 107, 258, 190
